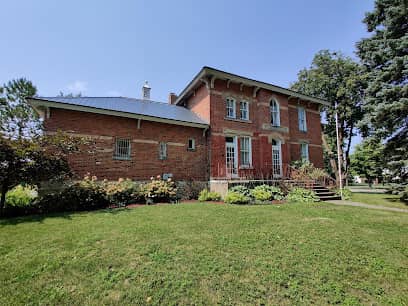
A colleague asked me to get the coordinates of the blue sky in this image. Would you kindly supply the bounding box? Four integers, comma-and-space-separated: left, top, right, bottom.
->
1, 0, 373, 147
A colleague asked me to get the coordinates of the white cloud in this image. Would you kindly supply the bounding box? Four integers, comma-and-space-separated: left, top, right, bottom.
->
67, 81, 88, 94
106, 90, 122, 96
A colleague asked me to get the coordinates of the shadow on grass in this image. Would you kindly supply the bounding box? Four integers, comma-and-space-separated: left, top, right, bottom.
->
0, 206, 136, 226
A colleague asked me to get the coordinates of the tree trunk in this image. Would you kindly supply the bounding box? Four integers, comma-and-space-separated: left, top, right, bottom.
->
0, 183, 7, 217
321, 134, 339, 183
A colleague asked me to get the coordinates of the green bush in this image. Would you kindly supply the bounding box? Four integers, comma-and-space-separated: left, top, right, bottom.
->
143, 176, 177, 203
5, 185, 38, 207
287, 187, 319, 203
198, 189, 221, 201
104, 178, 142, 206
250, 185, 285, 202
229, 185, 252, 197
224, 191, 250, 205
334, 188, 352, 200
401, 186, 408, 203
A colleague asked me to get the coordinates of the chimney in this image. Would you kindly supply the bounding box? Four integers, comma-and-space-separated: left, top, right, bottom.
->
142, 81, 151, 100
168, 92, 178, 104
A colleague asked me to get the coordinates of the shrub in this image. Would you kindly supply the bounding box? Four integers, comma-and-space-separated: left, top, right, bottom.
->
334, 188, 352, 200
250, 185, 285, 202
176, 181, 205, 200
229, 185, 252, 197
290, 160, 329, 181
401, 186, 408, 203
104, 178, 142, 206
198, 189, 221, 201
287, 187, 319, 203
5, 185, 38, 207
143, 176, 177, 203
224, 191, 250, 205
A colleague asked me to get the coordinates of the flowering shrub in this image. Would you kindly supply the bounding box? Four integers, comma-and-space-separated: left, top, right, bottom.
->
287, 187, 319, 203
104, 178, 142, 206
143, 176, 177, 203
198, 189, 221, 201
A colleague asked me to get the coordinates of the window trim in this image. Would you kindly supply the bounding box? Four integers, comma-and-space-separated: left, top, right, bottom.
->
270, 99, 280, 127
113, 138, 131, 160
187, 138, 196, 151
298, 106, 307, 132
239, 100, 249, 120
300, 143, 309, 161
159, 142, 167, 160
239, 136, 252, 167
226, 97, 236, 119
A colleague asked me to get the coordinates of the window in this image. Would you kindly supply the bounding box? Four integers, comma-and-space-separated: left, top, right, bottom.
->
298, 107, 307, 131
159, 142, 167, 160
240, 137, 252, 167
300, 143, 309, 161
188, 138, 195, 151
270, 99, 280, 126
114, 138, 131, 160
239, 101, 249, 120
226, 97, 236, 118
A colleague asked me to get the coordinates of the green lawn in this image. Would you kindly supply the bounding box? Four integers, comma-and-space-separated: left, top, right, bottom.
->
351, 192, 408, 209
1, 203, 407, 305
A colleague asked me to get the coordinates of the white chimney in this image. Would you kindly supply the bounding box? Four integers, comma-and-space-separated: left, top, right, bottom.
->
142, 81, 151, 100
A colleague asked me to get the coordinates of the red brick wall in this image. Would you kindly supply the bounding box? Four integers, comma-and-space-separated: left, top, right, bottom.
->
45, 108, 209, 180
184, 79, 324, 178
185, 84, 210, 123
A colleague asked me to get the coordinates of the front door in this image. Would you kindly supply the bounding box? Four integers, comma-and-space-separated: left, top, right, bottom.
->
272, 139, 282, 178
226, 137, 238, 178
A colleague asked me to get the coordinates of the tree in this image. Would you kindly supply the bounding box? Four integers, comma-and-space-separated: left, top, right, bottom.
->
356, 0, 408, 180
291, 50, 366, 185
350, 138, 385, 186
0, 78, 40, 139
0, 133, 86, 216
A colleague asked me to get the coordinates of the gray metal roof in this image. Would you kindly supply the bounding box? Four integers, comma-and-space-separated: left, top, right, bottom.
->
30, 96, 209, 126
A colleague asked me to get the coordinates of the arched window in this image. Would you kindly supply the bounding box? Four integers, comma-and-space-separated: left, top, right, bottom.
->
270, 99, 280, 126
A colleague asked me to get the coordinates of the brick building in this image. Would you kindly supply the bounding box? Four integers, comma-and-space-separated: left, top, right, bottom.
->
29, 67, 329, 186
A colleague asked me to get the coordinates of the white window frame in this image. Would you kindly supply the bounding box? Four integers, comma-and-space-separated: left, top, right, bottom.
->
240, 136, 252, 167
270, 99, 280, 127
226, 97, 236, 118
298, 107, 307, 132
114, 138, 131, 160
188, 138, 195, 151
159, 142, 167, 160
300, 143, 309, 161
239, 100, 249, 120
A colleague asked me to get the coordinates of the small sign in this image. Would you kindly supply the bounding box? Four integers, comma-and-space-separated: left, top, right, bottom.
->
162, 173, 173, 180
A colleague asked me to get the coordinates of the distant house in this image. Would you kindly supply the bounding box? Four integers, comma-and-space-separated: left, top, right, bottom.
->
29, 67, 329, 187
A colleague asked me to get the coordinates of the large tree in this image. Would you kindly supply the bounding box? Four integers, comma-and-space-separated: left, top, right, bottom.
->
291, 50, 366, 185
356, 0, 408, 180
0, 78, 40, 139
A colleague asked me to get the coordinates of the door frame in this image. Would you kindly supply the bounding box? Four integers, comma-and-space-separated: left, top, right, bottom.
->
272, 139, 283, 178
225, 136, 238, 178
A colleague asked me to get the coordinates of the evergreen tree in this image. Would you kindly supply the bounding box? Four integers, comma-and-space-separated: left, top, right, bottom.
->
356, 0, 408, 179
0, 78, 40, 139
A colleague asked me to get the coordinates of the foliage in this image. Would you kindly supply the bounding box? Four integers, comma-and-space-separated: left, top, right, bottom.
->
143, 175, 177, 203
5, 185, 37, 207
0, 135, 76, 216
229, 185, 252, 197
198, 189, 221, 201
176, 181, 205, 200
401, 186, 408, 204
350, 138, 384, 185
250, 185, 284, 202
290, 160, 329, 182
356, 0, 408, 181
287, 187, 319, 203
104, 178, 142, 206
0, 78, 40, 139
224, 191, 250, 205
291, 50, 366, 185
334, 188, 352, 200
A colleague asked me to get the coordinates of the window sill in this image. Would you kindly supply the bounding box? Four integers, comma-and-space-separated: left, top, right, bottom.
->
262, 124, 289, 133
187, 148, 196, 152
239, 165, 253, 170
113, 156, 131, 161
224, 117, 252, 124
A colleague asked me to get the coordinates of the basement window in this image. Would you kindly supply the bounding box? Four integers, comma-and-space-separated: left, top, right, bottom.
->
188, 138, 196, 151
159, 142, 167, 160
114, 138, 131, 160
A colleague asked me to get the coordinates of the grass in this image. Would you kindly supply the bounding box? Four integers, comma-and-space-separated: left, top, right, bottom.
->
350, 192, 407, 209
1, 203, 407, 305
